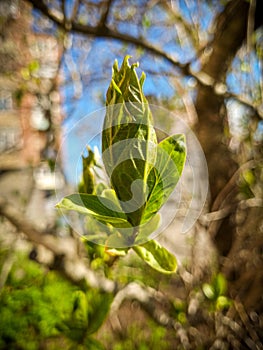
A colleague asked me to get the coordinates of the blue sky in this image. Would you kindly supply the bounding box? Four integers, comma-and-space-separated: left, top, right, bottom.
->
32, 1, 262, 185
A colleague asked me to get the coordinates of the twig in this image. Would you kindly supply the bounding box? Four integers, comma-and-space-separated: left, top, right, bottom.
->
111, 281, 191, 348
99, 0, 113, 28
234, 298, 262, 348
211, 160, 256, 212
247, 0, 256, 51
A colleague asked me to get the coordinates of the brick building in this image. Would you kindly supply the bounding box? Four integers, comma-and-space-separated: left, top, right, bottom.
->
0, 0, 64, 229
0, 0, 63, 171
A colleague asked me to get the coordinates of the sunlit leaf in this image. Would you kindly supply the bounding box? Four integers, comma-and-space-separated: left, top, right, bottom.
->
142, 134, 186, 223
135, 213, 161, 244
78, 147, 96, 194
202, 283, 215, 300
215, 273, 227, 296
216, 296, 232, 310
102, 56, 157, 226
133, 239, 177, 274
56, 193, 130, 228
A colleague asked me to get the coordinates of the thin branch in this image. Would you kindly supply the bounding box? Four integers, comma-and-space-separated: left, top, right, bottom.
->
247, 0, 256, 51
211, 160, 256, 213
61, 0, 66, 23
111, 282, 190, 348
234, 298, 262, 347
27, 0, 190, 73
70, 0, 80, 23
224, 90, 263, 120
162, 1, 199, 50
208, 160, 256, 238
99, 0, 113, 28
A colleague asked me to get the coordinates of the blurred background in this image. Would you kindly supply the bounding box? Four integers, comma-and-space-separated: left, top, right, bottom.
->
0, 0, 262, 349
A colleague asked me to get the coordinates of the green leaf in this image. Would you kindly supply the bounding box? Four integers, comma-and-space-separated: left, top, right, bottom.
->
105, 246, 128, 257
135, 213, 161, 244
101, 189, 122, 211
86, 293, 113, 335
214, 273, 227, 296
71, 290, 88, 327
133, 240, 177, 274
62, 290, 89, 342
105, 231, 132, 248
142, 134, 186, 223
102, 56, 157, 226
216, 296, 232, 311
202, 283, 215, 300
78, 146, 96, 194
56, 193, 130, 228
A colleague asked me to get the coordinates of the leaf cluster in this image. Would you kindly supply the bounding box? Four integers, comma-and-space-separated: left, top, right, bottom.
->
57, 56, 187, 274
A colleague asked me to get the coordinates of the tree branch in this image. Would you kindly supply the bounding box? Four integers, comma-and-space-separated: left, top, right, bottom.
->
26, 0, 263, 120
26, 0, 190, 73
99, 0, 113, 28
111, 282, 190, 348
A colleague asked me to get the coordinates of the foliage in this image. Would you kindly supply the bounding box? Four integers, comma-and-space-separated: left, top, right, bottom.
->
0, 252, 74, 349
57, 56, 186, 274
202, 273, 232, 311
0, 250, 112, 349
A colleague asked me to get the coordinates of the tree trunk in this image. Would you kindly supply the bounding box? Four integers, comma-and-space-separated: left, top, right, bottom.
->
195, 0, 249, 201
194, 0, 263, 312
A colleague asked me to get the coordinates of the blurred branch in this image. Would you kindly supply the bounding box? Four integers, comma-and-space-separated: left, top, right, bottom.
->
207, 160, 256, 239
26, 0, 191, 74
234, 298, 262, 346
162, 1, 200, 49
26, 0, 263, 121
70, 0, 80, 23
211, 160, 256, 213
99, 0, 113, 28
111, 282, 190, 348
170, 76, 198, 125
247, 0, 256, 51
224, 90, 263, 120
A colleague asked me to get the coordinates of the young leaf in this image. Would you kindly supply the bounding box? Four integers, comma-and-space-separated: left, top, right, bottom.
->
78, 146, 96, 194
56, 193, 130, 228
102, 56, 157, 226
101, 188, 123, 211
202, 283, 215, 300
215, 273, 227, 296
142, 134, 186, 223
133, 239, 177, 274
135, 213, 161, 244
